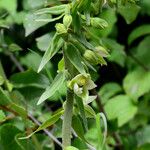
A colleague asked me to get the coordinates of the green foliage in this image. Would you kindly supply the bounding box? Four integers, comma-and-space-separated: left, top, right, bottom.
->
0, 0, 150, 150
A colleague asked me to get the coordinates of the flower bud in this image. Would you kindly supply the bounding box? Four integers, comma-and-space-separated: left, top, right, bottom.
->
90, 17, 108, 29
55, 23, 67, 35
83, 50, 98, 65
63, 14, 72, 28
95, 46, 110, 57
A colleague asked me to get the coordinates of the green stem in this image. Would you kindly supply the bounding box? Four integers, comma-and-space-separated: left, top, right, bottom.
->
62, 89, 74, 148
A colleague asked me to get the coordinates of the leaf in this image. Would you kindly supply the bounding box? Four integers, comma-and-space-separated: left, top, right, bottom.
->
38, 33, 64, 72
20, 110, 64, 139
23, 13, 52, 36
103, 38, 126, 67
0, 124, 21, 150
10, 69, 49, 89
37, 71, 65, 105
104, 95, 137, 127
136, 126, 150, 146
84, 105, 96, 118
95, 114, 103, 150
36, 33, 54, 51
65, 43, 86, 74
128, 25, 150, 45
118, 3, 140, 24
0, 87, 12, 106
133, 36, 150, 69
0, 0, 17, 15
9, 43, 22, 52
75, 95, 88, 131
99, 82, 122, 104
65, 146, 79, 150
72, 116, 86, 142
123, 68, 150, 100
0, 110, 5, 122
35, 4, 67, 15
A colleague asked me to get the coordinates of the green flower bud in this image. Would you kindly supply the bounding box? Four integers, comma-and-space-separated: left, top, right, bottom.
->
95, 46, 110, 57
55, 23, 67, 35
83, 50, 98, 65
90, 17, 108, 29
63, 14, 72, 28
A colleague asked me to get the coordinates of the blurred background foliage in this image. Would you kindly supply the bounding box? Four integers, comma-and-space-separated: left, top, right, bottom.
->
0, 0, 150, 150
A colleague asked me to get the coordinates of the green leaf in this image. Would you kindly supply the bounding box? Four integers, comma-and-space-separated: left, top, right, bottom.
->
23, 13, 52, 36
37, 71, 65, 105
9, 43, 22, 52
136, 126, 150, 146
65, 43, 86, 74
10, 103, 27, 118
133, 36, 150, 69
99, 82, 122, 104
103, 38, 126, 67
95, 114, 103, 150
118, 3, 140, 24
35, 4, 67, 15
72, 116, 86, 142
104, 95, 137, 127
84, 105, 96, 118
0, 0, 17, 15
0, 124, 21, 150
0, 75, 4, 85
128, 25, 150, 45
0, 87, 12, 106
36, 33, 54, 51
38, 33, 64, 72
123, 68, 150, 100
75, 95, 88, 131
10, 70, 49, 89
65, 146, 79, 150
0, 110, 5, 122
20, 110, 64, 139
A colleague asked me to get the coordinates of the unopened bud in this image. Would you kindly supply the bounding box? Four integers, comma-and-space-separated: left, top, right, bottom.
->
55, 23, 67, 35
95, 46, 110, 57
90, 17, 108, 29
63, 14, 72, 28
83, 50, 98, 65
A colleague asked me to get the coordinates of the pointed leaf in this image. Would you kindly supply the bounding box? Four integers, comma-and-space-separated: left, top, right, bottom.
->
38, 33, 64, 72
65, 43, 86, 74
37, 72, 65, 105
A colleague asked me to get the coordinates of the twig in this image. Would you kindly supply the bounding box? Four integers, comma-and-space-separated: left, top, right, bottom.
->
5, 51, 25, 72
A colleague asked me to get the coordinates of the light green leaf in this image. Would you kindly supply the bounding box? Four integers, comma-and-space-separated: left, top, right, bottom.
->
10, 70, 49, 89
23, 13, 52, 36
128, 25, 150, 45
84, 105, 96, 118
99, 82, 122, 104
20, 110, 64, 139
37, 72, 65, 105
9, 43, 22, 52
123, 68, 150, 100
134, 36, 150, 69
0, 87, 12, 106
38, 33, 64, 72
0, 110, 5, 122
0, 0, 17, 15
118, 3, 140, 24
72, 116, 86, 142
136, 126, 150, 146
0, 75, 4, 85
36, 33, 54, 51
103, 38, 126, 67
104, 95, 137, 127
65, 146, 79, 150
75, 95, 88, 131
65, 43, 86, 74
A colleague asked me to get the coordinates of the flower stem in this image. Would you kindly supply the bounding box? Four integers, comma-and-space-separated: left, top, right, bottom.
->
62, 89, 74, 148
